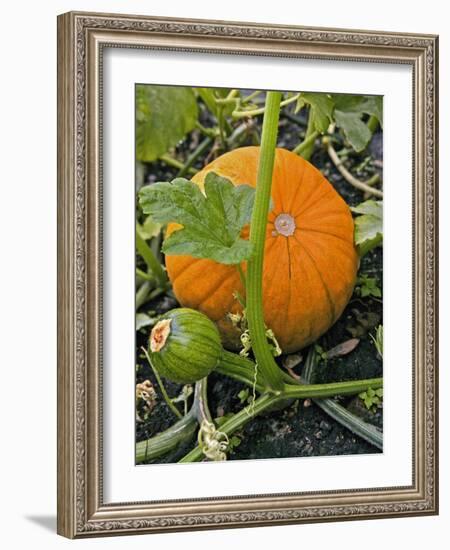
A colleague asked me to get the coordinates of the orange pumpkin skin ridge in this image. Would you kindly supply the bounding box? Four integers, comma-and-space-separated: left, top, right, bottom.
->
165, 146, 358, 354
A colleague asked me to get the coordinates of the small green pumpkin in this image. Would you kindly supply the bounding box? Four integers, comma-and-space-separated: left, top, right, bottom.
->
149, 308, 223, 384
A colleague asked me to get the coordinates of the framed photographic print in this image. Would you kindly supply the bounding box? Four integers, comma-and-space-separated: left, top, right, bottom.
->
57, 11, 439, 538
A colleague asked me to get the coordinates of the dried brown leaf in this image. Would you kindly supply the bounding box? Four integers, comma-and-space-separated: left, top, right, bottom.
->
326, 338, 360, 359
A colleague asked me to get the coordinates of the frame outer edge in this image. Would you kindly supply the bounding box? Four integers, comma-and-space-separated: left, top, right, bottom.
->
434, 35, 439, 516
430, 35, 439, 515
56, 10, 439, 538
57, 12, 77, 539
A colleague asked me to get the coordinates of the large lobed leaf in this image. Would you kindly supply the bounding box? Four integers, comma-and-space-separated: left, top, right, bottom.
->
351, 200, 383, 257
139, 172, 256, 265
295, 92, 382, 152
333, 94, 383, 152
333, 94, 383, 124
136, 85, 198, 162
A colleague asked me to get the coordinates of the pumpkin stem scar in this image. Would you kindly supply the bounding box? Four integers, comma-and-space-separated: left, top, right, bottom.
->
274, 213, 296, 237
150, 319, 172, 352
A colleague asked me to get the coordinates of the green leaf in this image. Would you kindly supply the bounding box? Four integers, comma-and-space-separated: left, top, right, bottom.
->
351, 200, 382, 217
332, 94, 383, 151
136, 85, 198, 162
351, 200, 383, 256
161, 229, 252, 264
334, 110, 372, 153
238, 388, 250, 404
296, 92, 334, 133
360, 96, 383, 128
136, 312, 157, 331
138, 172, 256, 265
333, 94, 383, 122
228, 435, 242, 451
355, 275, 382, 299
359, 385, 383, 412
136, 216, 162, 241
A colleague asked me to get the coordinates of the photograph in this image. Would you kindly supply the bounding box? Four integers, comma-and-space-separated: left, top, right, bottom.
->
134, 85, 384, 465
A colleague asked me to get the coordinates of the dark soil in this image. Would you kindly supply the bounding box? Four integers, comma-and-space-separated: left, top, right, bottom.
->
136, 94, 383, 464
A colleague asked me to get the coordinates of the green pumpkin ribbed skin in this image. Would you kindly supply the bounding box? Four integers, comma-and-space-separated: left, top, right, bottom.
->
150, 308, 223, 384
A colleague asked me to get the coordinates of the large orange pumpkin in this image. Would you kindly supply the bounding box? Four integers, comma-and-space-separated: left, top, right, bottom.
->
165, 146, 358, 354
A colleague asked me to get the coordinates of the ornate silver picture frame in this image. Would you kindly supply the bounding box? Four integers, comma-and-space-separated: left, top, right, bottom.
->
57, 11, 438, 538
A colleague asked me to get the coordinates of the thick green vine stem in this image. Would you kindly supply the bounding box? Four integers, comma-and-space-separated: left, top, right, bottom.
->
216, 351, 265, 393
179, 394, 278, 463
246, 91, 284, 392
177, 374, 383, 463
282, 378, 382, 399
194, 377, 212, 424
136, 346, 383, 463
136, 378, 210, 463
217, 349, 382, 399
312, 397, 383, 450
293, 130, 319, 157
136, 411, 197, 463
